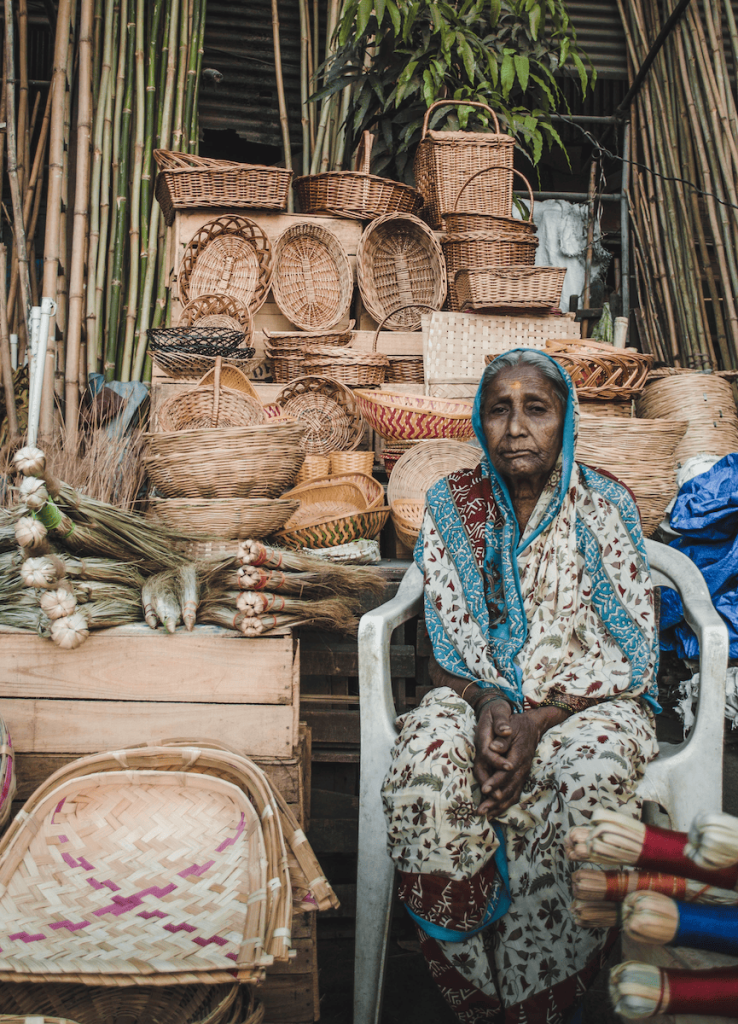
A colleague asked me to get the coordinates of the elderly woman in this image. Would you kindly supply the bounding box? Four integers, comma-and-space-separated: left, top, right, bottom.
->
382, 349, 660, 1023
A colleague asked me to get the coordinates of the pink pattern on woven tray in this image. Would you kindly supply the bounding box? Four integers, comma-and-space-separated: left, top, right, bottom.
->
0, 772, 264, 981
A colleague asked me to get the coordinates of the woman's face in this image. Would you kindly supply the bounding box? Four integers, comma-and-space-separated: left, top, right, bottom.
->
481, 364, 565, 487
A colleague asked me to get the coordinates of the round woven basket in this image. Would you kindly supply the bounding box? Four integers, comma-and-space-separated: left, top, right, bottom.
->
0, 984, 249, 1024
636, 373, 738, 466
178, 293, 253, 333
330, 450, 375, 475
158, 385, 266, 431
387, 439, 483, 506
286, 471, 383, 510
391, 498, 424, 550
148, 497, 300, 537
353, 388, 474, 442
179, 216, 272, 314
546, 337, 653, 401
302, 343, 388, 387
357, 213, 446, 331
145, 421, 307, 499
413, 100, 515, 229
271, 224, 353, 331
293, 131, 423, 221
577, 415, 689, 536
293, 454, 331, 486
275, 376, 364, 454
275, 507, 390, 550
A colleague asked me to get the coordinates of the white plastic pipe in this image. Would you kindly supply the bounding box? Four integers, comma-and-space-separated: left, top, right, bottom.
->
27, 297, 56, 445
9, 333, 17, 370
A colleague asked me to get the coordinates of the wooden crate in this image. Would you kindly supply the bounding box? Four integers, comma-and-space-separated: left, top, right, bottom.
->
261, 910, 319, 1023
0, 624, 300, 760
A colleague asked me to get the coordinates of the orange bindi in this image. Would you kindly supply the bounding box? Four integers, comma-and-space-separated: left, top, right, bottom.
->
508, 380, 522, 389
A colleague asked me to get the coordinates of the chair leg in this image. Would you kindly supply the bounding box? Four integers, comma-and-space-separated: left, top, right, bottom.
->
353, 791, 396, 1024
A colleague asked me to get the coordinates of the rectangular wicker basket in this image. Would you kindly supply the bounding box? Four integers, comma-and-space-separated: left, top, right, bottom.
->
154, 149, 292, 225
455, 266, 567, 312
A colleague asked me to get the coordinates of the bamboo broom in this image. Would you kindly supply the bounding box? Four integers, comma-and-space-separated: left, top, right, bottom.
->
686, 811, 738, 871
572, 868, 738, 906
570, 899, 619, 929
230, 564, 378, 598
620, 890, 679, 945
64, 0, 95, 442
40, 0, 73, 438
236, 540, 385, 594
610, 961, 738, 1020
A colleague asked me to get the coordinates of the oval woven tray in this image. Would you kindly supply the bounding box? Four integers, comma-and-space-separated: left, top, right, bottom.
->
275, 376, 364, 455
547, 338, 653, 400
148, 497, 300, 537
285, 471, 383, 509
275, 507, 390, 550
357, 213, 446, 331
387, 439, 483, 506
353, 388, 474, 442
271, 224, 353, 331
0, 771, 266, 984
179, 216, 272, 315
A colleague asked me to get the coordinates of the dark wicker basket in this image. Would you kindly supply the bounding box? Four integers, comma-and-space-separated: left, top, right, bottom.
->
147, 327, 244, 357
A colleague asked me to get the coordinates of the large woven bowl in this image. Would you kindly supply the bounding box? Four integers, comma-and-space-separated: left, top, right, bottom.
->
390, 498, 424, 550
179, 216, 272, 315
158, 385, 266, 431
357, 213, 446, 331
145, 421, 307, 499
271, 224, 353, 331
275, 507, 390, 550
0, 983, 250, 1024
274, 376, 364, 454
0, 770, 267, 985
354, 388, 474, 442
577, 415, 689, 537
387, 439, 483, 506
148, 497, 300, 537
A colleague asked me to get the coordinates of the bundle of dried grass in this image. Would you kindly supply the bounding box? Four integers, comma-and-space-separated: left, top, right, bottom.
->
236, 539, 385, 595
570, 899, 620, 929
199, 593, 360, 637
621, 890, 679, 945
232, 564, 382, 599
142, 569, 183, 633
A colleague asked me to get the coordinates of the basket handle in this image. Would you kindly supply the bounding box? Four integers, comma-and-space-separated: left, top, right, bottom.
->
354, 131, 374, 174
372, 304, 440, 352
153, 148, 240, 171
421, 100, 501, 141
212, 356, 222, 428
453, 166, 534, 218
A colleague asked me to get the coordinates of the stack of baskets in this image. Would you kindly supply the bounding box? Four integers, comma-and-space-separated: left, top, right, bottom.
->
264, 323, 355, 384
636, 372, 738, 466
149, 295, 256, 379
440, 165, 565, 313
542, 337, 653, 417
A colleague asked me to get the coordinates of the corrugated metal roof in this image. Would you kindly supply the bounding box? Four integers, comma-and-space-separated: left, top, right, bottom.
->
567, 0, 628, 79
199, 0, 304, 150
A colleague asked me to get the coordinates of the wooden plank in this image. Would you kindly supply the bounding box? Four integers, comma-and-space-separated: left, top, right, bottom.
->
301, 709, 359, 746
0, 633, 294, 704
0, 699, 295, 757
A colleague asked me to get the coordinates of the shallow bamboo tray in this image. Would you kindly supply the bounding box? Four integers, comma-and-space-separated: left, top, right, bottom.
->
0, 769, 267, 984
274, 376, 364, 455
271, 224, 352, 331
179, 216, 272, 315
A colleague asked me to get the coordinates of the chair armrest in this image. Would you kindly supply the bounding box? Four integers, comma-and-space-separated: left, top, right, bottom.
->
357, 563, 424, 755
646, 539, 728, 760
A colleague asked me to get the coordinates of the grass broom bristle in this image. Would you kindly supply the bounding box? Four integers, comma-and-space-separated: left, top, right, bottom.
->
608, 961, 666, 1019
237, 539, 385, 595
621, 890, 679, 945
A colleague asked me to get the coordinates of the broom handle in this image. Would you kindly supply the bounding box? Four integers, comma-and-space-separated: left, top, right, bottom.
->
212, 354, 222, 427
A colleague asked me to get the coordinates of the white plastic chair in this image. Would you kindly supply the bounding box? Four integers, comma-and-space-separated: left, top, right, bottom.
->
354, 540, 728, 1024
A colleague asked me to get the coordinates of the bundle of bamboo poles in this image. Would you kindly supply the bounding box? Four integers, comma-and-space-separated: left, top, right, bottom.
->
0, 0, 207, 445
617, 0, 738, 369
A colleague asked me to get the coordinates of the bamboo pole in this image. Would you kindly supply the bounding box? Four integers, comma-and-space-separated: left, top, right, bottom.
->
299, 0, 310, 174
132, 0, 179, 380
119, 0, 146, 381
271, 0, 293, 209
55, 0, 77, 368
0, 246, 18, 439
5, 0, 32, 344
64, 0, 94, 440
182, 0, 202, 153
171, 0, 189, 152
188, 0, 205, 152
39, 0, 73, 437
104, 10, 135, 380
17, 0, 29, 196
86, 0, 116, 375
92, 0, 103, 107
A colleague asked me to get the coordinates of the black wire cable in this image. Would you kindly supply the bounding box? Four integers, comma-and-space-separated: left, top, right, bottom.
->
556, 112, 738, 214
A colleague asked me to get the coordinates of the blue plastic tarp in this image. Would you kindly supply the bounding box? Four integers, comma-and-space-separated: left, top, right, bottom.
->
660, 453, 738, 659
